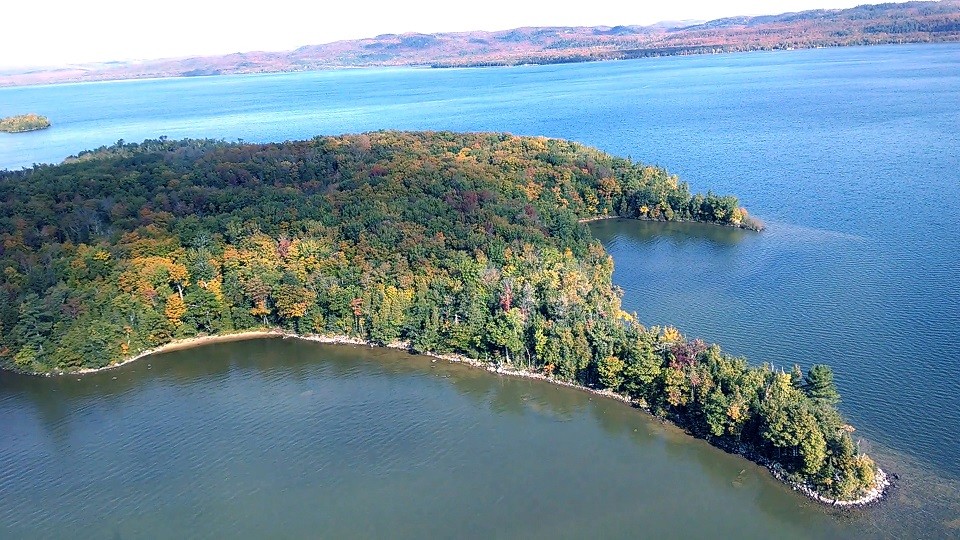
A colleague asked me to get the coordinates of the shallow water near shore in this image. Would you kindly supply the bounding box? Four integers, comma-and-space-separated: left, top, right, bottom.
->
592, 218, 960, 536
2, 337, 958, 538
2, 43, 960, 536
0, 339, 912, 538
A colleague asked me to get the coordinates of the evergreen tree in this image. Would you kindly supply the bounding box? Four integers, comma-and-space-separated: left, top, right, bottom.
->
803, 364, 841, 404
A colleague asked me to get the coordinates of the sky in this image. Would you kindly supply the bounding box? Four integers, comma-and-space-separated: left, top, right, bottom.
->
1, 0, 876, 69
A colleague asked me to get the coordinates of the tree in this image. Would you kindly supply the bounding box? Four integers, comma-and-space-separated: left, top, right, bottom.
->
0, 132, 874, 501
790, 364, 804, 389
165, 293, 187, 327
369, 285, 413, 345
803, 364, 840, 404
596, 355, 625, 390
183, 288, 222, 334
662, 366, 690, 409
622, 334, 662, 401
273, 273, 316, 322
761, 373, 808, 449
12, 293, 54, 353
487, 308, 525, 363
702, 387, 730, 437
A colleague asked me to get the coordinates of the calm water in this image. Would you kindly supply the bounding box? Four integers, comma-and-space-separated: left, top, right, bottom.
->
0, 340, 907, 539
2, 44, 960, 536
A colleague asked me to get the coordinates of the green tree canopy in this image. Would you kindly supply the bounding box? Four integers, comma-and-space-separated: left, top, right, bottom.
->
0, 132, 870, 501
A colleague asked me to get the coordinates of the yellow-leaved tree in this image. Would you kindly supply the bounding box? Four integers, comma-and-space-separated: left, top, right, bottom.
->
164, 293, 187, 327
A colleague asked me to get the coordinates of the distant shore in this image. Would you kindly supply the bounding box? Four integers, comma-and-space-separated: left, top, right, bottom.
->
4, 2, 960, 88
40, 327, 887, 507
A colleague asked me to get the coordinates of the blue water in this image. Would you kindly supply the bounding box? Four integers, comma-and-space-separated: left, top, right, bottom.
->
2, 43, 960, 534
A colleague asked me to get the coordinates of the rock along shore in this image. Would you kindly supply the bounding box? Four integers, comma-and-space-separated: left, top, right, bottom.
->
38, 328, 886, 507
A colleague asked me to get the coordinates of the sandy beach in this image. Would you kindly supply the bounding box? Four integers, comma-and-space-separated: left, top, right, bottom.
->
49, 327, 889, 507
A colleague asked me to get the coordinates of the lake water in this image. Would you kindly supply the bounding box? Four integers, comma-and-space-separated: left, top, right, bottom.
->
2, 44, 960, 537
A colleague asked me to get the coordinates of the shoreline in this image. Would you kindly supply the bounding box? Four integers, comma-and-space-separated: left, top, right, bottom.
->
416, 344, 890, 508
577, 215, 619, 223
578, 214, 765, 231
25, 328, 887, 507
0, 126, 51, 134
2, 43, 954, 90
61, 331, 284, 375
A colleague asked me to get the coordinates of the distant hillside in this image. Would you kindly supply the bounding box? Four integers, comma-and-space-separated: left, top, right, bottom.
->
3, 1, 959, 87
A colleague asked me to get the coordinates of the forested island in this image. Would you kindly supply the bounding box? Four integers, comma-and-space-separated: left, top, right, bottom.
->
0, 132, 879, 502
2, 1, 958, 87
0, 114, 50, 133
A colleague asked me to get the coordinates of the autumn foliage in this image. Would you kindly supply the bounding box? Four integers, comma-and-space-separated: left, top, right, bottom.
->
0, 132, 872, 499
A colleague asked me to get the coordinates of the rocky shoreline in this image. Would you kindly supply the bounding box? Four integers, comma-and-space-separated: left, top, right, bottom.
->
577, 214, 765, 231
32, 328, 887, 507
420, 345, 890, 508
768, 463, 890, 508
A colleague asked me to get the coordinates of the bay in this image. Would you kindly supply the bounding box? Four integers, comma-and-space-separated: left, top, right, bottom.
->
0, 340, 865, 539
2, 43, 960, 536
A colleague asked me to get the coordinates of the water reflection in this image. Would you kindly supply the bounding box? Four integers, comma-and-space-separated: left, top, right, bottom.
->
589, 218, 960, 538
1, 338, 957, 538
590, 218, 755, 248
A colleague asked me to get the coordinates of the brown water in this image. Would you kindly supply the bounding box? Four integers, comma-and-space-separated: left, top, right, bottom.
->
1, 338, 954, 539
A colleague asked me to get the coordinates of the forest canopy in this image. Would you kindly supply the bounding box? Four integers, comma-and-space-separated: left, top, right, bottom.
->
0, 131, 873, 500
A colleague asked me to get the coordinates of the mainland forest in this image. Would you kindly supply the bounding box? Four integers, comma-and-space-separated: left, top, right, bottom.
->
0, 131, 875, 500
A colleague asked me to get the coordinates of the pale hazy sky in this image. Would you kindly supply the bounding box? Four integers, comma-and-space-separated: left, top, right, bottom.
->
1, 0, 875, 69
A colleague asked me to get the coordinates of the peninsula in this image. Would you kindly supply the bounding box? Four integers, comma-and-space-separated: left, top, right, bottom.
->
0, 132, 878, 503
2, 1, 958, 87
0, 114, 51, 133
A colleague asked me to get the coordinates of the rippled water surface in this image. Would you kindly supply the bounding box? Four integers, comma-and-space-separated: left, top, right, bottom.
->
2, 44, 960, 537
0, 340, 916, 539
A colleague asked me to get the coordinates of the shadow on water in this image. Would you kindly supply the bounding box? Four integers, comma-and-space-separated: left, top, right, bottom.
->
3, 338, 959, 538
581, 375, 960, 537
583, 394, 856, 533
589, 218, 756, 248
0, 338, 415, 436
587, 218, 960, 538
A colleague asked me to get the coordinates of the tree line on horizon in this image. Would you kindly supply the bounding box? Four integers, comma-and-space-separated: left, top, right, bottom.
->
0, 131, 872, 499
4, 1, 959, 87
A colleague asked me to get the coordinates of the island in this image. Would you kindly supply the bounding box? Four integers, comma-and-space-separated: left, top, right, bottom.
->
0, 113, 51, 133
0, 131, 882, 504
